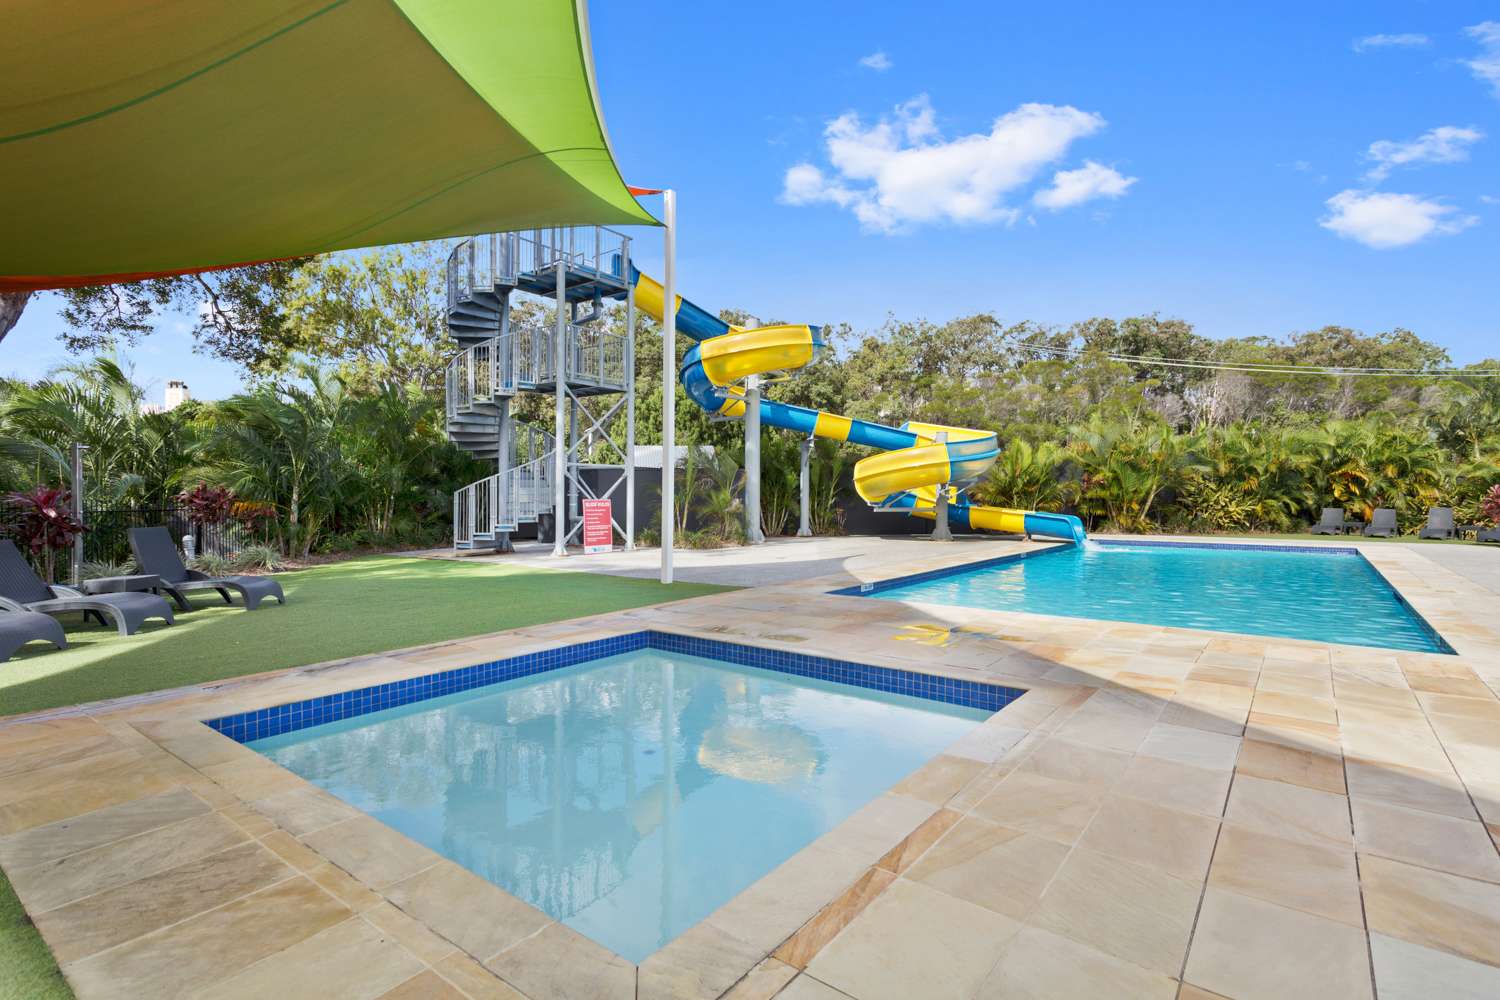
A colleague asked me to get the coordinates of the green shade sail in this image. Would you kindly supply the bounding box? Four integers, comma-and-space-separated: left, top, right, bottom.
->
0, 0, 656, 291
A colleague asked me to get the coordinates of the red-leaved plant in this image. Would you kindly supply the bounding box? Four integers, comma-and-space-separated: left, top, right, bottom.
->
3, 486, 87, 584
1481, 484, 1500, 526
176, 483, 236, 527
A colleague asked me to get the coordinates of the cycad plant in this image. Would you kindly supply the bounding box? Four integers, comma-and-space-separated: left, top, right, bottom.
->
974, 438, 1068, 512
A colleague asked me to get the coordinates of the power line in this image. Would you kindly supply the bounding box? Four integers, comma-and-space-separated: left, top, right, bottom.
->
1008, 341, 1500, 378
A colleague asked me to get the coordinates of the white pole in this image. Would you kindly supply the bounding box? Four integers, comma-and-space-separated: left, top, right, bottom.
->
797, 434, 812, 537
744, 374, 764, 544
661, 190, 676, 584
624, 242, 637, 550
553, 258, 567, 556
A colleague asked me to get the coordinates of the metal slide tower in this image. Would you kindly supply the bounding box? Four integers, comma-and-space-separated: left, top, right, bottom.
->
444, 226, 636, 554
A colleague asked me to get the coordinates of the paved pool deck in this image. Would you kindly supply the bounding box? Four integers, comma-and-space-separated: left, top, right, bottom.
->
3, 536, 1499, 999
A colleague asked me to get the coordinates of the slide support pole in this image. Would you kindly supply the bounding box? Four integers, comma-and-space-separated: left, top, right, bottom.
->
744, 374, 764, 544
797, 434, 812, 537
930, 432, 953, 542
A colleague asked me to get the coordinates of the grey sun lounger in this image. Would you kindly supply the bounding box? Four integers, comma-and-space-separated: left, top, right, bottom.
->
1310, 507, 1345, 535
1363, 508, 1398, 537
0, 540, 175, 636
1478, 527, 1500, 543
1418, 507, 1456, 540
129, 527, 285, 611
1, 609, 67, 662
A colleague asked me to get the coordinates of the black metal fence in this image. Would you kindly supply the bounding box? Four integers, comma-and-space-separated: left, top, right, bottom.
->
0, 502, 265, 569
81, 506, 262, 565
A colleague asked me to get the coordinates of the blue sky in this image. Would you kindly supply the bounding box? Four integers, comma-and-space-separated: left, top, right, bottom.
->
7, 1, 1499, 402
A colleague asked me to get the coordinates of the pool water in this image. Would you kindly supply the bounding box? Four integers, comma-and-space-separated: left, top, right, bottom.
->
249, 649, 987, 961
859, 541, 1449, 653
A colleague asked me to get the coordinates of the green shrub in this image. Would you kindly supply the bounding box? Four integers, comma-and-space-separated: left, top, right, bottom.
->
80, 559, 137, 580
189, 552, 233, 576
1175, 476, 1256, 532
232, 545, 284, 572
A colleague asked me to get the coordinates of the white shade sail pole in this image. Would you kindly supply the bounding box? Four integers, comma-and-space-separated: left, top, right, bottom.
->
661, 190, 676, 585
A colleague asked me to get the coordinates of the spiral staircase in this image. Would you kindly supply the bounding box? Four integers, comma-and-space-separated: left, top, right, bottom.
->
444, 228, 634, 550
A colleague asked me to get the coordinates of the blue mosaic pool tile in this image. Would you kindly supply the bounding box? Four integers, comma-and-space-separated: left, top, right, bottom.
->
205, 630, 1023, 743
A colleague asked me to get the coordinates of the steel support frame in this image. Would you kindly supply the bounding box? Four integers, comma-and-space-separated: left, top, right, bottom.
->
557, 385, 632, 546
553, 260, 568, 556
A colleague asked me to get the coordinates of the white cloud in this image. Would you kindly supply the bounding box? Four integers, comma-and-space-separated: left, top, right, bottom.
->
780, 96, 1118, 232
858, 51, 892, 72
1320, 189, 1477, 248
1352, 33, 1431, 52
1465, 22, 1500, 98
1481, 194, 1500, 205
1033, 161, 1137, 209
1365, 125, 1483, 181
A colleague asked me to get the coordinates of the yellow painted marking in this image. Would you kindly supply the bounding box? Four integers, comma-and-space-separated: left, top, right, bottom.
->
893, 623, 1024, 647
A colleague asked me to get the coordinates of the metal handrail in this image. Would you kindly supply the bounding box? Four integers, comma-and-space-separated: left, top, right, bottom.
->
533, 323, 628, 390
451, 449, 554, 547
444, 333, 518, 417
447, 225, 629, 310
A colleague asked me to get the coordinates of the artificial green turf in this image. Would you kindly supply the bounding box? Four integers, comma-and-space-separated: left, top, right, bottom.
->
0, 556, 732, 719
0, 866, 70, 1000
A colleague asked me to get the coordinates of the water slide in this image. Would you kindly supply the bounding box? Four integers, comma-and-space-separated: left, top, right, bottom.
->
629, 270, 1086, 544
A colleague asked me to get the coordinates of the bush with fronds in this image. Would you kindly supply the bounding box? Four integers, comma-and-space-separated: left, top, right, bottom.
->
80, 559, 137, 581
1174, 476, 1256, 532
232, 545, 284, 572
189, 552, 233, 576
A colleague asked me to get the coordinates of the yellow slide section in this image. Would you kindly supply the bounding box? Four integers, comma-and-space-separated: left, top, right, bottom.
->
631, 267, 1087, 542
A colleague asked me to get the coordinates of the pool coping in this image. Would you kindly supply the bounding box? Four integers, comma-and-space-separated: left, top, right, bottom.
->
2, 610, 1065, 1000
828, 536, 1457, 655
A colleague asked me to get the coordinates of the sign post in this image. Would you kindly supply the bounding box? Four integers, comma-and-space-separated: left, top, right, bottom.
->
582, 498, 614, 554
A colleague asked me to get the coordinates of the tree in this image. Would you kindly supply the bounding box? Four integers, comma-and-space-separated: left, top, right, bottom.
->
0, 357, 198, 503
42, 261, 313, 369
0, 292, 31, 346
277, 243, 453, 393
199, 370, 350, 557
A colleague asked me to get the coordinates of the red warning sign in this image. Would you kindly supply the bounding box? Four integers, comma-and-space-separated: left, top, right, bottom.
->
582, 499, 613, 554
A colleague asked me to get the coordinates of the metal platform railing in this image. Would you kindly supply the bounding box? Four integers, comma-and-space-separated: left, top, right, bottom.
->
510, 321, 627, 392
447, 226, 629, 310
444, 333, 516, 418
533, 323, 628, 391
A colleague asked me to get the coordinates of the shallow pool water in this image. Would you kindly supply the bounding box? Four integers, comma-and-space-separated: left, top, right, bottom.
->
249, 649, 987, 961
859, 541, 1449, 653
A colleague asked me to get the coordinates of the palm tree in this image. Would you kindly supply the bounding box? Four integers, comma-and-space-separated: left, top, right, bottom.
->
200, 369, 349, 557
1068, 414, 1202, 532
0, 357, 196, 502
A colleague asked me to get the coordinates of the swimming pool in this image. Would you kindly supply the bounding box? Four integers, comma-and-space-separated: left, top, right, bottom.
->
843, 540, 1451, 654
233, 634, 1009, 962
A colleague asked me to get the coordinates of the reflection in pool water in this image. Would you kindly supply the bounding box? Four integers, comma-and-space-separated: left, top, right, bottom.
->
250, 649, 987, 961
